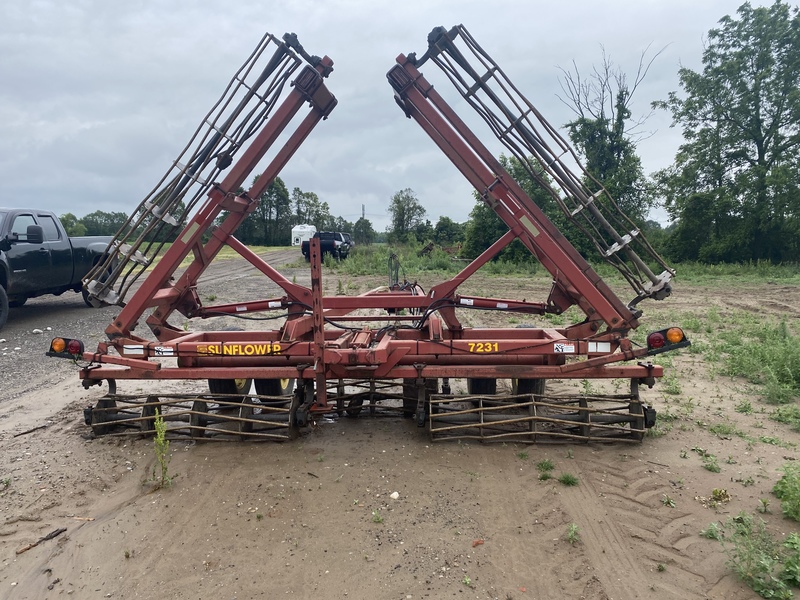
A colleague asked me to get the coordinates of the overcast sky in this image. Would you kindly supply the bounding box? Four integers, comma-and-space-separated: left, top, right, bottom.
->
0, 1, 774, 232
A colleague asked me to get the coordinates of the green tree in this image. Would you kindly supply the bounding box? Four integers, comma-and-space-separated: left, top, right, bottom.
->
462, 155, 584, 262
352, 217, 376, 245
80, 210, 128, 236
60, 213, 87, 236
433, 216, 465, 246
387, 188, 426, 243
654, 1, 800, 262
558, 47, 661, 224
291, 187, 333, 231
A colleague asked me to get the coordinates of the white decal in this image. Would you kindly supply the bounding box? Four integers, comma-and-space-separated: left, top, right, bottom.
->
554, 343, 575, 353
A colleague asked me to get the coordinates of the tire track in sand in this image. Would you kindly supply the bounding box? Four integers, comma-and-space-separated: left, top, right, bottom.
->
559, 451, 709, 599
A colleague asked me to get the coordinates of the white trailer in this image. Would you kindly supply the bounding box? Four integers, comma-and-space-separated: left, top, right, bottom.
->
291, 224, 316, 246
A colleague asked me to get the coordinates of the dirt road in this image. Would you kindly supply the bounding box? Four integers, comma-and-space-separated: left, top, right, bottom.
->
1, 251, 798, 599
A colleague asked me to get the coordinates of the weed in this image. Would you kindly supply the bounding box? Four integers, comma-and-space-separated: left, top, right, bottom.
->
516, 450, 529, 460
538, 472, 553, 482
371, 509, 384, 524
680, 449, 688, 459
646, 422, 671, 438
0, 476, 10, 490
256, 513, 264, 521
759, 498, 771, 514
536, 459, 555, 473
721, 512, 793, 599
462, 575, 472, 587
783, 533, 800, 587
657, 563, 666, 572
771, 404, 800, 431
565, 448, 574, 459
773, 463, 800, 522
735, 400, 754, 414
152, 408, 173, 488
558, 473, 579, 486
565, 523, 580, 545
124, 549, 132, 559
703, 455, 721, 473
662, 372, 681, 396
662, 494, 676, 508
760, 435, 794, 449
700, 522, 723, 540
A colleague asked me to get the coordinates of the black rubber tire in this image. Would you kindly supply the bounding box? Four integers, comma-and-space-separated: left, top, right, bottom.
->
208, 378, 252, 399
512, 378, 546, 396
8, 296, 26, 308
254, 378, 295, 396
467, 378, 497, 395
0, 286, 8, 331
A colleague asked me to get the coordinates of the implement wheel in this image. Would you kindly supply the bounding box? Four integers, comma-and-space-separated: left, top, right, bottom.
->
208, 378, 252, 399
255, 378, 295, 397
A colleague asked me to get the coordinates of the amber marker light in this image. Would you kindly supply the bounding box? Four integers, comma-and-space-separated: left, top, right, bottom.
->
646, 327, 690, 355
47, 337, 85, 359
666, 328, 685, 344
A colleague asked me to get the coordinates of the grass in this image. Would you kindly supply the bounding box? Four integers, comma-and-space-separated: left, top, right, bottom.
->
719, 320, 800, 404
536, 459, 555, 473
152, 408, 173, 489
557, 473, 579, 486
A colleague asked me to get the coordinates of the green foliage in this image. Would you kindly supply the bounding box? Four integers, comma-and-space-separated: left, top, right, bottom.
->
387, 188, 427, 243
352, 217, 376, 245
59, 212, 87, 237
721, 512, 793, 599
557, 473, 579, 486
772, 405, 800, 432
773, 463, 800, 522
536, 459, 555, 473
559, 50, 654, 224
565, 523, 581, 545
703, 455, 721, 473
152, 408, 172, 489
371, 509, 384, 524
700, 522, 723, 540
783, 533, 800, 588
720, 320, 800, 404
654, 2, 800, 263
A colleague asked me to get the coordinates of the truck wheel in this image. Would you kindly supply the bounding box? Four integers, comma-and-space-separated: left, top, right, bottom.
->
0, 287, 8, 330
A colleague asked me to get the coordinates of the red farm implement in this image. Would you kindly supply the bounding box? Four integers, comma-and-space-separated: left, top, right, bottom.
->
50, 27, 688, 443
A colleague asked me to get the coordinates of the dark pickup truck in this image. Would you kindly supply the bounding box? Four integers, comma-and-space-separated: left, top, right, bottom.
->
301, 231, 350, 261
0, 208, 114, 330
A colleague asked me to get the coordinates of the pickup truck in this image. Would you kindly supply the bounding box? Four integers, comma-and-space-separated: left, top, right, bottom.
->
301, 231, 350, 261
0, 208, 115, 330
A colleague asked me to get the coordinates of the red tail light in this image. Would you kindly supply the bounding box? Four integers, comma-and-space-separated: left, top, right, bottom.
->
646, 327, 689, 354
47, 337, 85, 359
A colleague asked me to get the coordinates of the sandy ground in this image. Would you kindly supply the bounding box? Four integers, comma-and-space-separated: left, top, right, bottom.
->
1, 251, 799, 600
